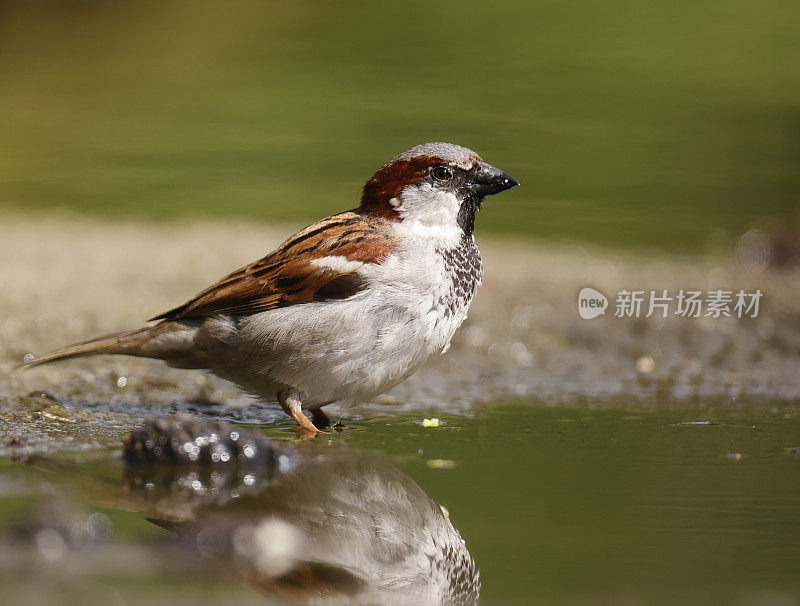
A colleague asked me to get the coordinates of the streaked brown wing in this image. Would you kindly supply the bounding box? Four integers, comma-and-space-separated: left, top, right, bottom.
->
150, 212, 395, 321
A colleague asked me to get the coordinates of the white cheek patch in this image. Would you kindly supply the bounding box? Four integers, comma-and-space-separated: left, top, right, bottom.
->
310, 256, 365, 273
393, 184, 463, 245
397, 184, 460, 223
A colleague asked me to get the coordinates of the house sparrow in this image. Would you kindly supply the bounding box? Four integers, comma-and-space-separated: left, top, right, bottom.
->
24, 142, 519, 433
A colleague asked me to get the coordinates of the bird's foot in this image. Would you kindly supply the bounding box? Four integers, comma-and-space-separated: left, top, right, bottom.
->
290, 409, 321, 436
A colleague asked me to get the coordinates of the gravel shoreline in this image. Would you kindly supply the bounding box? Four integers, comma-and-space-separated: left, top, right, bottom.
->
2, 213, 798, 424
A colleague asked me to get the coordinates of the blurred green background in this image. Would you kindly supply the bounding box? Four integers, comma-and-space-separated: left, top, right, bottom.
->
1, 0, 798, 250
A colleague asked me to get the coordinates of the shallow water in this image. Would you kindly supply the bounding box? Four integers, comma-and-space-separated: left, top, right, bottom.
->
1, 401, 798, 605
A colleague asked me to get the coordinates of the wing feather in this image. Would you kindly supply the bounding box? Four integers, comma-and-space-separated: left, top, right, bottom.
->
150, 212, 395, 321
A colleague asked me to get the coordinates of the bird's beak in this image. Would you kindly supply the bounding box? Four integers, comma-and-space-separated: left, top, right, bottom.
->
468, 162, 520, 197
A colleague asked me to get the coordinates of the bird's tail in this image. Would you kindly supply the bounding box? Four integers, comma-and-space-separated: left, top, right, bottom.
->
20, 325, 164, 368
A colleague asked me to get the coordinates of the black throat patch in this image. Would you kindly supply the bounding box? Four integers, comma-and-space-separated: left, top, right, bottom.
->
456, 196, 483, 235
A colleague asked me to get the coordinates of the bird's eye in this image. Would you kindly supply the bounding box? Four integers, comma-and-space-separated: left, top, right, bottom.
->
432, 166, 453, 182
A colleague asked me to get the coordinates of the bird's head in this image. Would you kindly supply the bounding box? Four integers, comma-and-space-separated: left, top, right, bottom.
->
359, 142, 519, 237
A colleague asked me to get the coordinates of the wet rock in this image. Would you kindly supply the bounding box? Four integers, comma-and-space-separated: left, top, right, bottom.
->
123, 413, 279, 468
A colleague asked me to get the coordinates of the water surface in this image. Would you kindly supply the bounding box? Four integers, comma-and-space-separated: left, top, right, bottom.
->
1, 402, 798, 605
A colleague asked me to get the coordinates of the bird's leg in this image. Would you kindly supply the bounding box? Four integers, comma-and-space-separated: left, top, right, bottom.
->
277, 387, 319, 435
309, 406, 331, 430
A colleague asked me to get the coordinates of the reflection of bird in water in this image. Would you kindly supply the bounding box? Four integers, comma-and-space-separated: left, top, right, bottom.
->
123, 415, 480, 605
